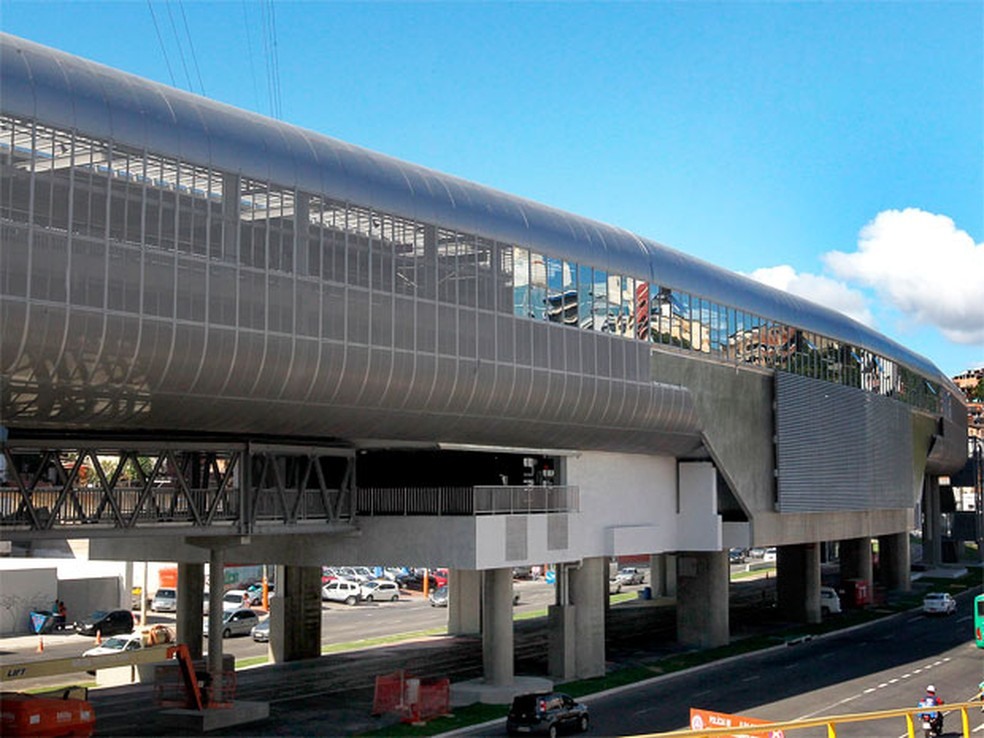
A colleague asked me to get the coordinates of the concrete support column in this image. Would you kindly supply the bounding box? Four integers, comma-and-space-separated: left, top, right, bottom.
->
448, 568, 481, 635
923, 475, 943, 568
569, 556, 606, 678
176, 562, 205, 659
482, 568, 514, 686
676, 550, 729, 648
206, 548, 225, 678
877, 532, 911, 592
649, 553, 677, 597
548, 563, 576, 681
839, 537, 874, 595
776, 543, 821, 624
269, 565, 321, 663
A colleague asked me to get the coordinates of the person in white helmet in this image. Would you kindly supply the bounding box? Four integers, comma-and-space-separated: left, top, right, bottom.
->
917, 684, 944, 735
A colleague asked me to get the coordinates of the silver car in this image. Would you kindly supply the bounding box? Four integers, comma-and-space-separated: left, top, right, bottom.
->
204, 608, 259, 638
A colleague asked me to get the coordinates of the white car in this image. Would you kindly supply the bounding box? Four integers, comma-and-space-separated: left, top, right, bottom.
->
82, 631, 145, 657
922, 592, 956, 615
820, 586, 842, 615
322, 579, 362, 605
360, 580, 400, 602
221, 589, 251, 611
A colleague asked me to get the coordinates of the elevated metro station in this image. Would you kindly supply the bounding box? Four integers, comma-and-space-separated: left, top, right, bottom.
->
0, 32, 969, 701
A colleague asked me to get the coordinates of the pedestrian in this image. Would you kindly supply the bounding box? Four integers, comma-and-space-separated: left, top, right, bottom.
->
242, 590, 251, 608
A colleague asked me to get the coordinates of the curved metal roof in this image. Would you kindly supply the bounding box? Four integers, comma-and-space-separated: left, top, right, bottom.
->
0, 32, 946, 383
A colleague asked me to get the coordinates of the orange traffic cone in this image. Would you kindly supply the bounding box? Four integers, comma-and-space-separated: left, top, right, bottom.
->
36, 636, 44, 653
95, 630, 102, 645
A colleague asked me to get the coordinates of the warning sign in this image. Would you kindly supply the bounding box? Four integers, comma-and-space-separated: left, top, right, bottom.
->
689, 708, 784, 738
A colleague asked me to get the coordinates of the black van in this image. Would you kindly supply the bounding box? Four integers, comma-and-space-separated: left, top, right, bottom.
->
506, 692, 589, 736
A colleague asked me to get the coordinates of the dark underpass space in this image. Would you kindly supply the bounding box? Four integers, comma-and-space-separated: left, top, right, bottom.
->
356, 449, 559, 487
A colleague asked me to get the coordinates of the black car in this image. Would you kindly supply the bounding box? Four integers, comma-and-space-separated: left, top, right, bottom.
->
74, 608, 134, 637
506, 692, 589, 737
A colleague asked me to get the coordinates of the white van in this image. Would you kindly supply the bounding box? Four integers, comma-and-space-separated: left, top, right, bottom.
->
321, 580, 361, 605
151, 587, 177, 612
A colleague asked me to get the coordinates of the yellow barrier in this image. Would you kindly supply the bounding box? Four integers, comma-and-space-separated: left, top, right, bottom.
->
631, 700, 982, 737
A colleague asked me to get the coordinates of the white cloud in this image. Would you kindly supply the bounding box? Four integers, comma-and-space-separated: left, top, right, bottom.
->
823, 208, 984, 345
745, 264, 875, 327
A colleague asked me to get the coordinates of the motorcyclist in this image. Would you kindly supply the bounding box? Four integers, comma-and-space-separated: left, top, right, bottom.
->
917, 685, 944, 735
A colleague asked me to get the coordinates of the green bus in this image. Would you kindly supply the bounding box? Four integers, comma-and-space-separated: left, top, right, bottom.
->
975, 594, 984, 648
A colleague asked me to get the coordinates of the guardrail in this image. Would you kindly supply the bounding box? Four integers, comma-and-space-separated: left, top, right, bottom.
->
355, 485, 578, 516
631, 700, 982, 738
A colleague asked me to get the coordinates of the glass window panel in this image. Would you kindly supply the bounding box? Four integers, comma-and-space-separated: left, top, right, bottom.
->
592, 270, 608, 331
577, 264, 593, 329
512, 246, 529, 318
530, 251, 547, 321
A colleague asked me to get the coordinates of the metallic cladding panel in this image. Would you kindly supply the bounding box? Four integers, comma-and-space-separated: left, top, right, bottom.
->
775, 373, 914, 512
547, 514, 569, 551
0, 33, 948, 382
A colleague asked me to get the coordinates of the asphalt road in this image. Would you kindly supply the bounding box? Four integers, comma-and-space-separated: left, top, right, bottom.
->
458, 592, 984, 738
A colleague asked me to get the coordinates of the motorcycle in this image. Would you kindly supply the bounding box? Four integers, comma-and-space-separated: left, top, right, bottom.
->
918, 710, 943, 737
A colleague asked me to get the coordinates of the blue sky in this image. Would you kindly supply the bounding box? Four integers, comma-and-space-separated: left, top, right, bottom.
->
2, 1, 981, 377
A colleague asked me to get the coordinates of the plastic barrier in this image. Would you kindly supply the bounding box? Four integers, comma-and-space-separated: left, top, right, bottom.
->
371, 670, 451, 724
0, 692, 95, 737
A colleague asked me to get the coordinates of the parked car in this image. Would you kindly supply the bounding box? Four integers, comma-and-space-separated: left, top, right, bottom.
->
428, 584, 518, 607
245, 582, 274, 606
922, 592, 956, 616
251, 618, 270, 643
820, 586, 842, 616
763, 547, 777, 562
82, 631, 145, 657
608, 577, 622, 595
360, 580, 400, 602
204, 608, 259, 638
322, 580, 362, 605
506, 691, 589, 736
728, 548, 746, 565
151, 587, 177, 612
615, 567, 645, 586
222, 589, 251, 611
74, 609, 134, 637
428, 585, 449, 607
81, 624, 173, 657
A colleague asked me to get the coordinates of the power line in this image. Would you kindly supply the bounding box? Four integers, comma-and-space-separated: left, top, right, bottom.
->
178, 0, 206, 96
164, 0, 193, 91
241, 0, 261, 112
146, 0, 177, 87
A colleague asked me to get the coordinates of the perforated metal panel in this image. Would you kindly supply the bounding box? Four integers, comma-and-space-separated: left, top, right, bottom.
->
505, 517, 528, 561
775, 373, 914, 512
547, 514, 569, 551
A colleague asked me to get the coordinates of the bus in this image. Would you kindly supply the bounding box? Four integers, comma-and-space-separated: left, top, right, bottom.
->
975, 594, 984, 647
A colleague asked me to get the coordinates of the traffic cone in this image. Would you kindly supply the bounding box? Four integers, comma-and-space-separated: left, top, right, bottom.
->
36, 636, 44, 653
95, 630, 102, 645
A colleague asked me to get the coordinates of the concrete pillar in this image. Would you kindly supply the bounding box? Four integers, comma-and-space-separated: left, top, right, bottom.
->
776, 543, 821, 624
569, 556, 606, 678
206, 548, 225, 678
448, 568, 481, 635
839, 537, 874, 607
548, 562, 576, 681
269, 565, 321, 663
482, 568, 514, 686
176, 562, 205, 659
676, 550, 729, 648
649, 553, 677, 597
923, 475, 943, 567
877, 532, 911, 592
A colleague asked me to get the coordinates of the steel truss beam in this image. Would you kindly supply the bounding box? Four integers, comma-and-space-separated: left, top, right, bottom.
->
0, 439, 355, 538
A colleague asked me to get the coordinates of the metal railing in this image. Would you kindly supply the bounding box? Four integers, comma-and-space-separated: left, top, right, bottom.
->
633, 700, 982, 738
355, 485, 578, 516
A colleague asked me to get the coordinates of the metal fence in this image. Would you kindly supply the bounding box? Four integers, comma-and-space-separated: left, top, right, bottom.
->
355, 485, 578, 516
